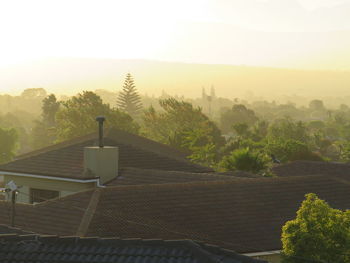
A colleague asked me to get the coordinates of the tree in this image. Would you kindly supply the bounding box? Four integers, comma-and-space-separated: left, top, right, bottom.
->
142, 98, 224, 152
219, 148, 269, 174
0, 127, 18, 164
337, 140, 350, 162
265, 139, 323, 163
21, 88, 47, 99
251, 120, 269, 141
232, 123, 250, 138
268, 118, 309, 143
281, 193, 350, 263
42, 94, 60, 127
181, 126, 218, 167
309, 99, 325, 112
30, 94, 61, 149
56, 91, 139, 141
117, 73, 143, 117
220, 104, 258, 134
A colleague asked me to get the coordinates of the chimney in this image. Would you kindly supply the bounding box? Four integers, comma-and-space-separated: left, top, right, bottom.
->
83, 117, 119, 184
96, 116, 105, 148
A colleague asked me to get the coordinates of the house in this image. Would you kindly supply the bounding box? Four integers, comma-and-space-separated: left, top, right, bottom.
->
0, 174, 349, 262
0, 128, 216, 203
0, 234, 266, 263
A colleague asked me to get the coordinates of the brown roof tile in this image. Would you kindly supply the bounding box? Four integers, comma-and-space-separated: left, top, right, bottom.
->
0, 190, 93, 236
2, 175, 350, 253
273, 161, 350, 180
108, 167, 247, 186
0, 129, 212, 179
87, 176, 350, 253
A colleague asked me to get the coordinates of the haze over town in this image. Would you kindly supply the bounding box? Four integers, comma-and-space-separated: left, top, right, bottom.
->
1, 0, 350, 99
0, 1, 350, 263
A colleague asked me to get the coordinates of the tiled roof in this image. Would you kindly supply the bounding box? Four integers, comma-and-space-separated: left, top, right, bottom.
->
0, 129, 212, 180
273, 160, 350, 180
108, 167, 249, 186
0, 234, 266, 263
0, 190, 92, 236
1, 175, 350, 253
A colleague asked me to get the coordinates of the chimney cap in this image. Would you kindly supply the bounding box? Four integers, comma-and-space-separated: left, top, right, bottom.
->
96, 116, 106, 122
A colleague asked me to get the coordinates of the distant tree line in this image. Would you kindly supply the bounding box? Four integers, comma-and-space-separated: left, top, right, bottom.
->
2, 74, 350, 171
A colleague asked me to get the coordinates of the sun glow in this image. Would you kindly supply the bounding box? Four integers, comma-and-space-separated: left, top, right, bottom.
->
0, 0, 349, 70
0, 0, 210, 67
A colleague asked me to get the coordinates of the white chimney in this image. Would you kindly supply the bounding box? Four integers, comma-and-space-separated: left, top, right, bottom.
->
84, 146, 119, 184
83, 116, 119, 184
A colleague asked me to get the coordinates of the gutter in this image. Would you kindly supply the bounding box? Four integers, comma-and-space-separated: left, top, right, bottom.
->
0, 171, 99, 184
243, 250, 281, 257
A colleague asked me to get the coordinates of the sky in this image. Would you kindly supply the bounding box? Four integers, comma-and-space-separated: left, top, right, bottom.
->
0, 0, 350, 69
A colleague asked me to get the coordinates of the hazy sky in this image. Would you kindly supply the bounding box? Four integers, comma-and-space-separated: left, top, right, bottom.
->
0, 0, 350, 68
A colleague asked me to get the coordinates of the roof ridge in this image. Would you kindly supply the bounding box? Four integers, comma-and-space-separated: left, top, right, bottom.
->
0, 233, 248, 252
0, 233, 240, 248
119, 167, 229, 178
76, 189, 101, 236
103, 174, 338, 191
278, 160, 350, 166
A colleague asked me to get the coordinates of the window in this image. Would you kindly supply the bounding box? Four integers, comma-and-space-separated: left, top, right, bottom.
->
30, 188, 59, 204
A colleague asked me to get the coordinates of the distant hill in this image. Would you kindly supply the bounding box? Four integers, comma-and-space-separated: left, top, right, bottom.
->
0, 58, 350, 100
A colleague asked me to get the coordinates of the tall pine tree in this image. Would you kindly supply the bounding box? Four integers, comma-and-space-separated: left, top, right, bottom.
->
117, 73, 142, 116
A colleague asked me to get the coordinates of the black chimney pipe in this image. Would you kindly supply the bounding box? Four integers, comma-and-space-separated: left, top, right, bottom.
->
96, 116, 105, 148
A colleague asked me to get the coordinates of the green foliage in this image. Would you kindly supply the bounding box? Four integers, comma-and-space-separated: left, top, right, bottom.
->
282, 193, 350, 263
0, 112, 33, 154
220, 138, 265, 158
42, 94, 61, 127
265, 139, 323, 163
219, 148, 269, 174
30, 94, 61, 149
0, 127, 18, 163
142, 98, 224, 152
30, 120, 56, 150
117, 73, 143, 117
220, 104, 258, 134
187, 142, 217, 167
56, 91, 139, 141
251, 120, 269, 141
268, 118, 309, 143
337, 141, 350, 162
232, 122, 250, 138
307, 120, 325, 131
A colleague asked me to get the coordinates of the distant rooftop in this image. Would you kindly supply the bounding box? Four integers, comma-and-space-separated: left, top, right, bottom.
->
0, 234, 266, 263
